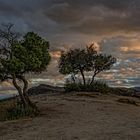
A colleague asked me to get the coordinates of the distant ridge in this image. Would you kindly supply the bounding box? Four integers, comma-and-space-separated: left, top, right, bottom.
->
28, 84, 65, 95
134, 87, 140, 92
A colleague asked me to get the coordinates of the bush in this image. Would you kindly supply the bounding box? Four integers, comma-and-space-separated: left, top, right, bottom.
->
65, 80, 110, 94
65, 83, 81, 92
110, 87, 136, 96
6, 102, 39, 121
0, 100, 39, 121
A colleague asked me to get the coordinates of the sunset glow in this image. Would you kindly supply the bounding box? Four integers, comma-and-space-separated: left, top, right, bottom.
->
0, 0, 140, 87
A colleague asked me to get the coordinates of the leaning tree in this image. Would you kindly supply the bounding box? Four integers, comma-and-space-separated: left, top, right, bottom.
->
59, 44, 116, 85
0, 24, 51, 107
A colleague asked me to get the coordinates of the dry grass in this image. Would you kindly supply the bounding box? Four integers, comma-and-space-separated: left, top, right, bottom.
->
117, 98, 139, 106
0, 99, 17, 121
0, 98, 38, 121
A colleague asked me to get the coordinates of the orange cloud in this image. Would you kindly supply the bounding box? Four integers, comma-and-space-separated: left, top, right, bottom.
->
50, 51, 61, 59
120, 39, 140, 53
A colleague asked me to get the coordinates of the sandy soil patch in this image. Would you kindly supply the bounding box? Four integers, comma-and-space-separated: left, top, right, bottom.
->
0, 93, 140, 140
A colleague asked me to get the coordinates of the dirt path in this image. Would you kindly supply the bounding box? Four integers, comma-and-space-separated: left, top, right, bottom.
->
0, 93, 140, 140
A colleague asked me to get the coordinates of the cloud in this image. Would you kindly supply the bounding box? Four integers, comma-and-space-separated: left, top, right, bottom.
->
46, 3, 84, 24
0, 0, 140, 87
99, 36, 140, 57
0, 0, 140, 36
52, 0, 133, 10
95, 35, 140, 87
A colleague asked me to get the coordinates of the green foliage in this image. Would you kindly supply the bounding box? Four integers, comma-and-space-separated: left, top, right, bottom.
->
59, 49, 82, 74
59, 45, 96, 75
5, 103, 39, 120
0, 24, 51, 109
6, 104, 39, 121
0, 101, 39, 121
1, 32, 51, 76
20, 32, 51, 72
0, 24, 51, 78
94, 54, 116, 72
65, 82, 81, 92
59, 44, 116, 85
65, 80, 110, 94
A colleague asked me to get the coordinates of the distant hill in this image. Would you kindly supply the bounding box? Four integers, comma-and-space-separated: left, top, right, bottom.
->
28, 84, 140, 97
28, 84, 65, 95
134, 87, 140, 92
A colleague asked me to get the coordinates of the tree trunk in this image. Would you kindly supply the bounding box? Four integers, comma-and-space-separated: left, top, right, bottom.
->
80, 69, 86, 85
90, 71, 98, 85
90, 74, 96, 85
21, 76, 34, 108
12, 77, 27, 107
12, 75, 34, 108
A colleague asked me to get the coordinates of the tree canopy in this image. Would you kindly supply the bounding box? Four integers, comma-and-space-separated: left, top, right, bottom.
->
59, 44, 116, 85
0, 24, 51, 107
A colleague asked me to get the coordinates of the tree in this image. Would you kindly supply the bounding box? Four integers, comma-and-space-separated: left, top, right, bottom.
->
59, 44, 116, 85
0, 24, 51, 107
90, 54, 116, 85
59, 49, 88, 85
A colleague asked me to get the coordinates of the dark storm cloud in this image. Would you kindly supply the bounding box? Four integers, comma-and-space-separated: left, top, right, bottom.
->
0, 1, 14, 13
52, 0, 132, 10
0, 0, 140, 36
0, 0, 140, 87
44, 0, 140, 35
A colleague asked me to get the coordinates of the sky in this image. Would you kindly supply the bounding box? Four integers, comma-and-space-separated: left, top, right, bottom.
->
0, 0, 140, 87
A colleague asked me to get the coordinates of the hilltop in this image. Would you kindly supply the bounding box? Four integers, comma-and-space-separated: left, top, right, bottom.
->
0, 91, 140, 140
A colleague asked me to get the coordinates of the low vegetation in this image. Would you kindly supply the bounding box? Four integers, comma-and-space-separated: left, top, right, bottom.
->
65, 80, 110, 94
0, 99, 39, 121
110, 87, 136, 97
117, 98, 138, 106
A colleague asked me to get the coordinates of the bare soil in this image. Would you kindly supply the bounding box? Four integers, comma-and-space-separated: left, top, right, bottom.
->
0, 92, 140, 140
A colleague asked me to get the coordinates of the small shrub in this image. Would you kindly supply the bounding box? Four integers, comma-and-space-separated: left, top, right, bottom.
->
65, 82, 81, 92
7, 102, 39, 121
117, 98, 138, 106
0, 100, 39, 121
65, 80, 110, 94
90, 81, 110, 93
110, 87, 136, 96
